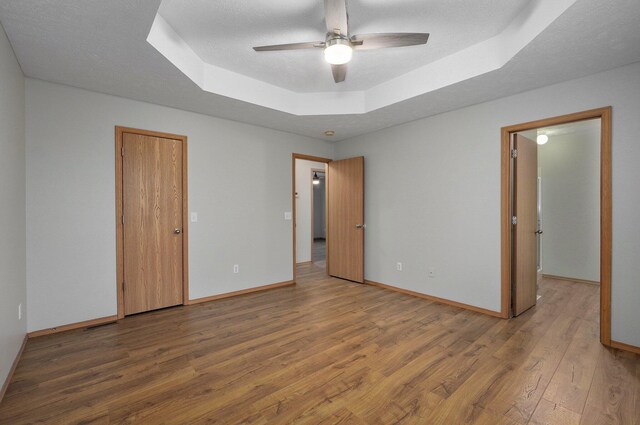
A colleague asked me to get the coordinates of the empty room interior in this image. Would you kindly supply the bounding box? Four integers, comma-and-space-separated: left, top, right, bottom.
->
1, 1, 640, 424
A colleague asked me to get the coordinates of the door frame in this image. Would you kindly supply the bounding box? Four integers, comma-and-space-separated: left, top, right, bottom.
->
310, 168, 326, 262
292, 154, 332, 282
115, 126, 189, 319
500, 107, 612, 345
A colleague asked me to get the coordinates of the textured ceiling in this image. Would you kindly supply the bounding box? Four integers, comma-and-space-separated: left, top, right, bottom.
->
158, 0, 529, 92
0, 0, 639, 141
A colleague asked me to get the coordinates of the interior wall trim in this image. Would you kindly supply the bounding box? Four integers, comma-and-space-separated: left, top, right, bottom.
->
610, 340, 640, 355
542, 274, 599, 286
364, 280, 503, 318
27, 316, 118, 338
0, 335, 28, 403
189, 280, 295, 305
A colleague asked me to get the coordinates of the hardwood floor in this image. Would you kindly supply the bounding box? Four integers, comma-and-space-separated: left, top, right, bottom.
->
1, 266, 638, 424
313, 238, 326, 268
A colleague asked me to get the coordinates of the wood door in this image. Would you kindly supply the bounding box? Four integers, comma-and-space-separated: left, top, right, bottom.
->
512, 134, 538, 315
122, 133, 184, 315
327, 156, 364, 283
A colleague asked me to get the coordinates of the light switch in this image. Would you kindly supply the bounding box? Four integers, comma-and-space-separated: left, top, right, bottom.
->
284, 212, 292, 220
191, 212, 198, 222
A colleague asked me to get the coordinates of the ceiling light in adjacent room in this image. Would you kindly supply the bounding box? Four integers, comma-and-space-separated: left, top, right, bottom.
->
324, 38, 353, 65
537, 134, 549, 145
324, 130, 335, 137
313, 172, 320, 185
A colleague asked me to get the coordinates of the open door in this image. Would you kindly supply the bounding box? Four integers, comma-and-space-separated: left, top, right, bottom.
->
512, 134, 538, 315
328, 156, 364, 283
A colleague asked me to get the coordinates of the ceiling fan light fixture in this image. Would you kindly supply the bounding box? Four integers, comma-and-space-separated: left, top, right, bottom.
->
252, 1, 430, 83
324, 38, 352, 65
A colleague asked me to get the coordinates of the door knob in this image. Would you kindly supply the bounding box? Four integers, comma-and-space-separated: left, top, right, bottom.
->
356, 224, 366, 229
535, 230, 543, 235
174, 228, 182, 234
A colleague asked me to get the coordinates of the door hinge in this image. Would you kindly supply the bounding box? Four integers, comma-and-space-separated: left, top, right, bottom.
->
511, 149, 518, 158
121, 215, 124, 225
512, 216, 517, 225
121, 146, 124, 156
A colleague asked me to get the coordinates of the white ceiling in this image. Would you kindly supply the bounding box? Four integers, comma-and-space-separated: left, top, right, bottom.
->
0, 0, 639, 141
150, 0, 587, 116
159, 0, 529, 92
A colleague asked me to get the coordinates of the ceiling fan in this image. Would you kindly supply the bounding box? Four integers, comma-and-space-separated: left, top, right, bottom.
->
253, 0, 429, 83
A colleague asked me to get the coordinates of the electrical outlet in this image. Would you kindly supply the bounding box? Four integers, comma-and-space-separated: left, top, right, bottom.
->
396, 262, 402, 271
191, 212, 198, 222
18, 303, 22, 320
428, 268, 436, 278
233, 264, 239, 274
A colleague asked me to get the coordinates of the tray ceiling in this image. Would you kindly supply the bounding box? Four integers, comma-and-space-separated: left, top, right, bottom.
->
0, 0, 639, 140
157, 0, 530, 93
148, 0, 579, 115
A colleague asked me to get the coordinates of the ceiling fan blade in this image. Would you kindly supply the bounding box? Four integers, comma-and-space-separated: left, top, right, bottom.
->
324, 0, 349, 35
253, 41, 325, 52
351, 33, 429, 50
331, 64, 347, 83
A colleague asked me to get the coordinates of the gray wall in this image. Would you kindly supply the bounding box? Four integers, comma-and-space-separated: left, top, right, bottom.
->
25, 79, 333, 332
539, 124, 600, 282
0, 25, 26, 388
335, 62, 640, 347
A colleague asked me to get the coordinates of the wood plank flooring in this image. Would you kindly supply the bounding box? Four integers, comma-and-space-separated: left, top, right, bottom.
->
313, 238, 326, 268
1, 265, 638, 424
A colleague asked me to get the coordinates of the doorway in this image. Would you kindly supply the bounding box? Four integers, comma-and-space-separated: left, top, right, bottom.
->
292, 154, 365, 283
311, 169, 327, 268
501, 107, 612, 345
292, 154, 331, 281
115, 127, 189, 318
